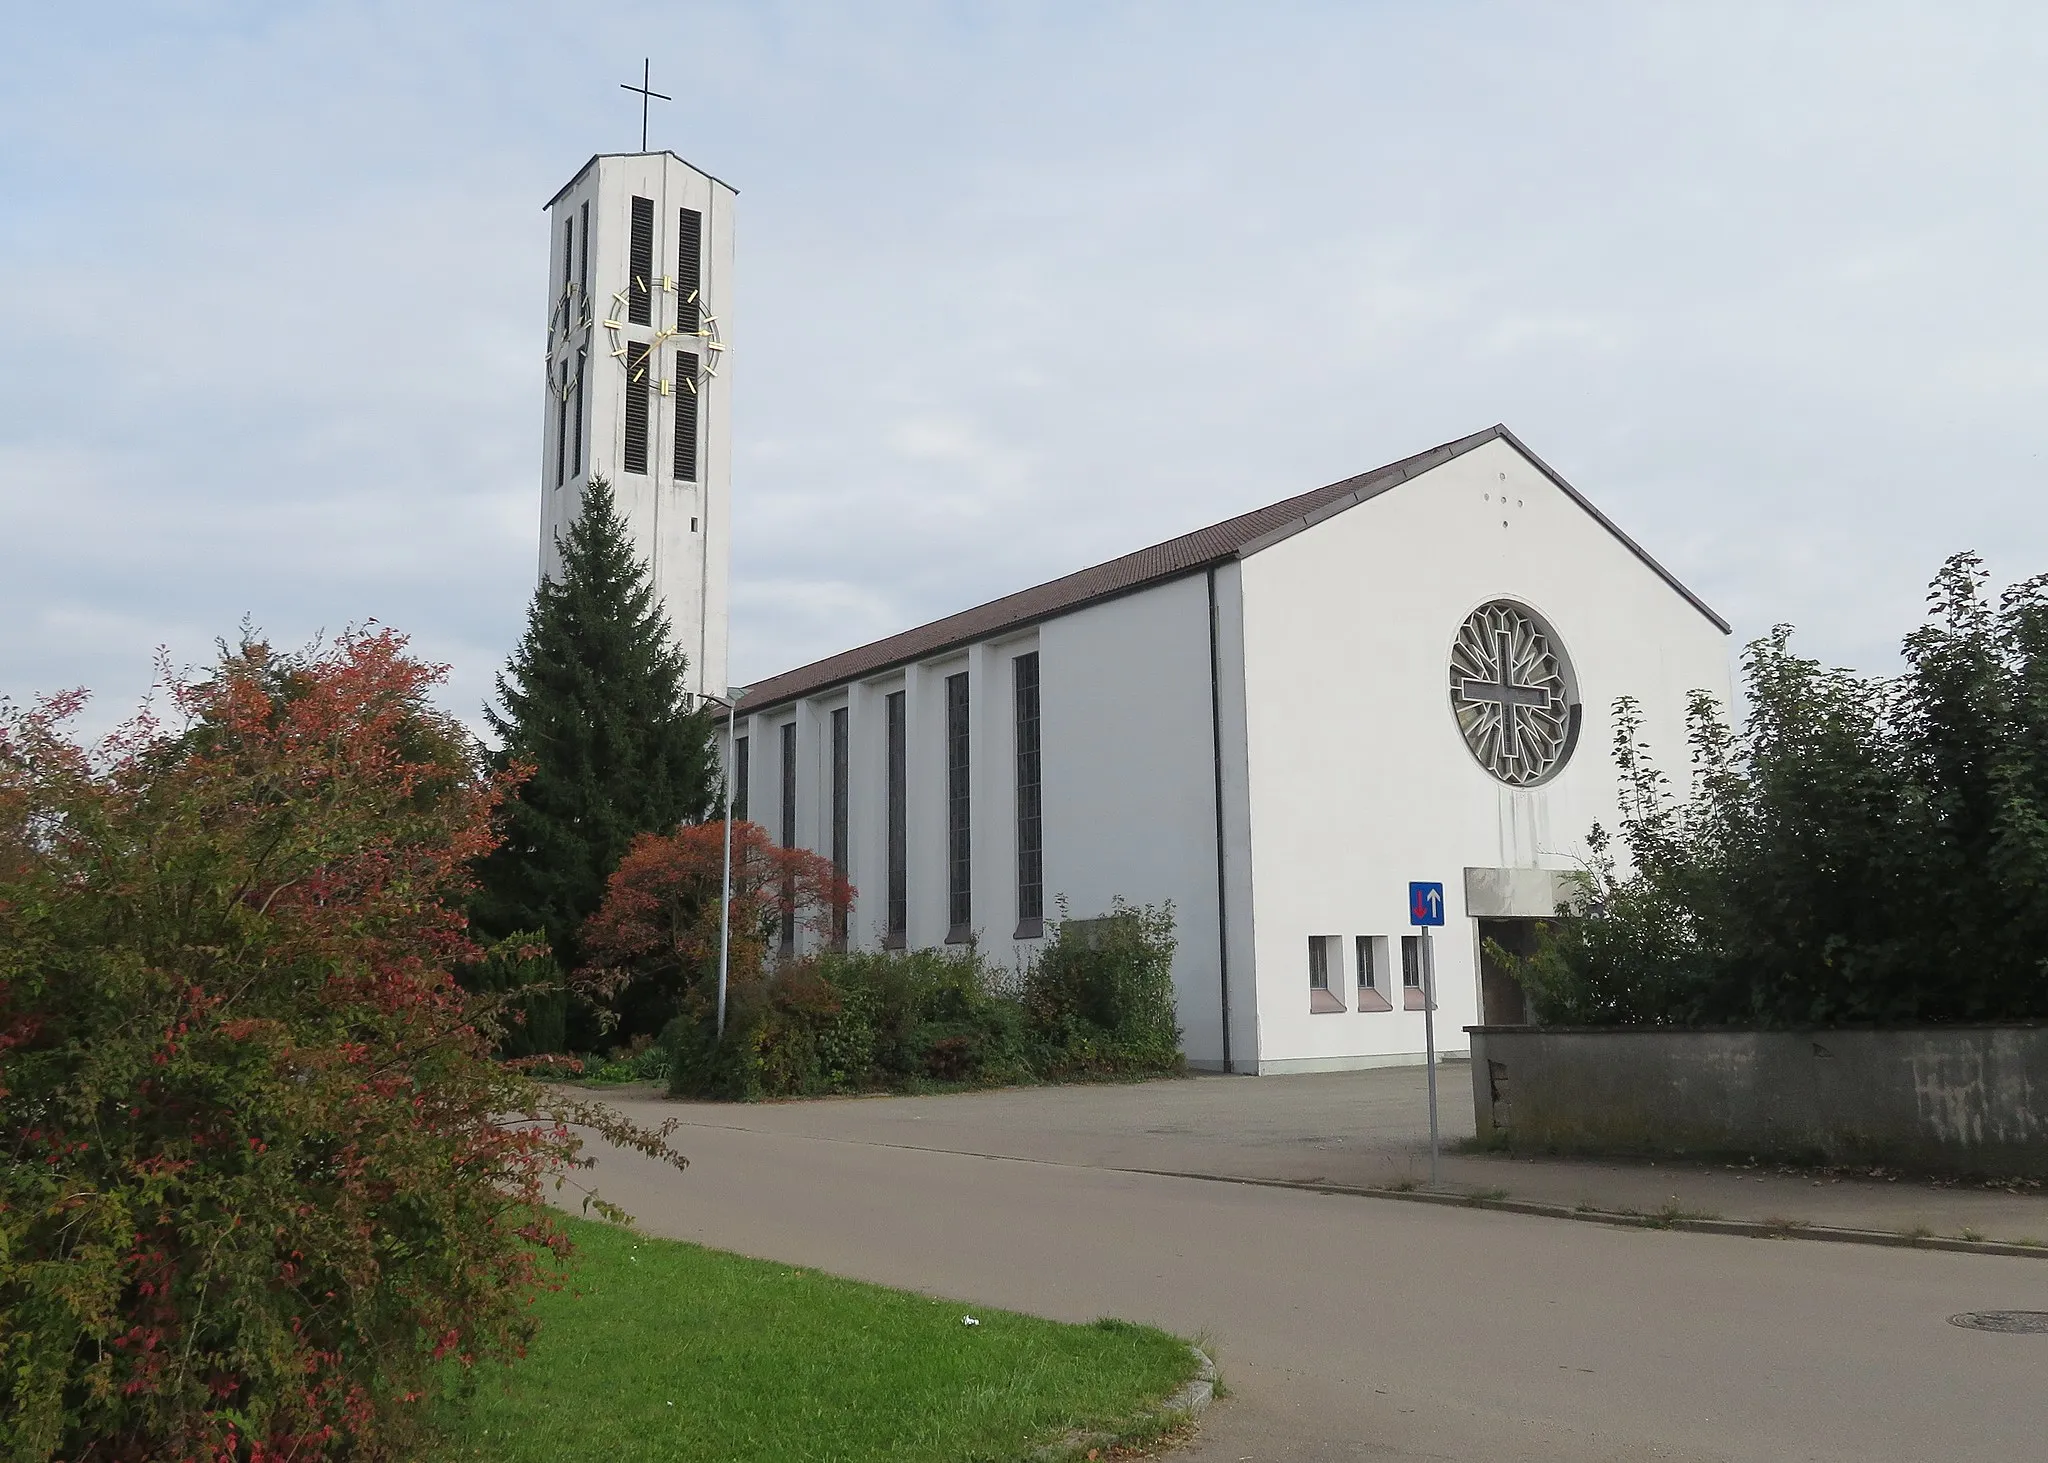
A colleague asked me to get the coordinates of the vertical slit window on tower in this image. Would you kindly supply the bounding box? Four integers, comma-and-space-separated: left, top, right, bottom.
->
886, 690, 907, 947
945, 672, 971, 941
830, 707, 849, 949
628, 196, 655, 326
673, 350, 699, 482
576, 200, 590, 319
677, 207, 702, 334
732, 735, 749, 823
553, 362, 568, 487
779, 722, 797, 954
622, 341, 651, 474
1013, 653, 1042, 937
559, 217, 574, 334
570, 353, 586, 478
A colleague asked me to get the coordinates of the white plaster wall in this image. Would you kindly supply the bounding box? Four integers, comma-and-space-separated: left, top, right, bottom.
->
721, 578, 1237, 1065
1236, 436, 1733, 1072
539, 153, 733, 700
1038, 576, 1236, 1067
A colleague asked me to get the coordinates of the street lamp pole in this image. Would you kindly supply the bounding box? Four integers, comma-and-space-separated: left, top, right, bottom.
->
716, 690, 738, 1038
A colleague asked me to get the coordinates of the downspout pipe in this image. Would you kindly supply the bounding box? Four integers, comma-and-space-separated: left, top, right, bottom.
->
1206, 566, 1234, 1075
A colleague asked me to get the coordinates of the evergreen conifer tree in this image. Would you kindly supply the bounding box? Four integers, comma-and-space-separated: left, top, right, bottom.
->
476, 477, 718, 1046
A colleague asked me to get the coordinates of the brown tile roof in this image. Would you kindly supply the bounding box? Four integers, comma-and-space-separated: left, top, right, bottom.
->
736, 424, 1724, 713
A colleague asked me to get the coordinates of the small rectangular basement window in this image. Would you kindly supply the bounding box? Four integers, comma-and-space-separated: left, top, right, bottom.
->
1402, 934, 1430, 1011
1356, 934, 1392, 1011
1308, 935, 1344, 1013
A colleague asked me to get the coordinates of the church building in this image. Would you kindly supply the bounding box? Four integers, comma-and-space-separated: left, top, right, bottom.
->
538, 153, 1732, 1073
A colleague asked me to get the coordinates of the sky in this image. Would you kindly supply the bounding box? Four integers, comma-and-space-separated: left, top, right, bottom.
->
4, 2, 2046, 739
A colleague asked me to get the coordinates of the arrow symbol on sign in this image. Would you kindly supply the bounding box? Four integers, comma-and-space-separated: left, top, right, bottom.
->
1425, 888, 1442, 918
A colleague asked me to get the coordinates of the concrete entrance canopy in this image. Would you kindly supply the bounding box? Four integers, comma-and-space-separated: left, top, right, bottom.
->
1464, 866, 1578, 919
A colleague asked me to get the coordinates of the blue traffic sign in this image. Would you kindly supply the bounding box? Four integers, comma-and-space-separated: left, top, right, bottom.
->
1409, 881, 1446, 927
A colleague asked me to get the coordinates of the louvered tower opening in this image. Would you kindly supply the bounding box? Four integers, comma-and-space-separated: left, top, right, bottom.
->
676, 207, 702, 335
628, 196, 654, 326
576, 200, 590, 322
622, 341, 651, 475
570, 353, 586, 478
554, 360, 569, 487
673, 349, 699, 483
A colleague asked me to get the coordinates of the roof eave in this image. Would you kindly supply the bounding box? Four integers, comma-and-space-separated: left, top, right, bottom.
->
1231, 424, 1730, 635
542, 151, 742, 212
734, 560, 1232, 716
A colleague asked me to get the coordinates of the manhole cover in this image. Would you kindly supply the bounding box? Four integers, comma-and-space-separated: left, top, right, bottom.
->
1948, 1311, 2048, 1334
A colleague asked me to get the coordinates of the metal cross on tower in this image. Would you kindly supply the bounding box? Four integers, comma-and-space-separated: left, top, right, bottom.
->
1460, 629, 1551, 757
619, 59, 671, 152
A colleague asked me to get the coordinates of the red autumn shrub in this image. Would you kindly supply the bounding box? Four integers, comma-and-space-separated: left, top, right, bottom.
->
577, 819, 851, 1039
0, 632, 683, 1463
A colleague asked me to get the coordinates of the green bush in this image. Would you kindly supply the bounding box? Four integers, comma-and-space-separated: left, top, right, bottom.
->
1506, 552, 2048, 1028
665, 903, 1183, 1100
1022, 901, 1183, 1076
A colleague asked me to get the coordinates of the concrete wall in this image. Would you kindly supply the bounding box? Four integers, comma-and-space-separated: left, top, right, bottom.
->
1469, 1025, 2048, 1176
1237, 435, 1731, 1073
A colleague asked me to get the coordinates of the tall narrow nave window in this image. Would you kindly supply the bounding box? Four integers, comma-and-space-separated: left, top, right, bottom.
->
945, 672, 971, 940
628, 195, 655, 326
622, 341, 652, 475
830, 707, 850, 949
733, 735, 749, 823
576, 200, 590, 316
570, 353, 586, 477
1012, 653, 1042, 933
779, 721, 798, 953
676, 207, 702, 334
673, 350, 699, 482
886, 691, 907, 945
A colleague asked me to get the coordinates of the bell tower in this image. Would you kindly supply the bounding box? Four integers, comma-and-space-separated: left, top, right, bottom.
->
540, 151, 736, 698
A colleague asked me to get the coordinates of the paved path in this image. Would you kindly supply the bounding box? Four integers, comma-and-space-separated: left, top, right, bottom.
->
579, 1083, 2048, 1462
594, 1067, 2048, 1243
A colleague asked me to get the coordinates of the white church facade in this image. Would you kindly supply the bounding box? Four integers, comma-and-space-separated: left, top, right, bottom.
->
725, 427, 1732, 1073
533, 153, 1731, 1073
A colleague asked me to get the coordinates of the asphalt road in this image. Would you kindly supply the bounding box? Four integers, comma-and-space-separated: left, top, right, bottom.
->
577, 1111, 2048, 1462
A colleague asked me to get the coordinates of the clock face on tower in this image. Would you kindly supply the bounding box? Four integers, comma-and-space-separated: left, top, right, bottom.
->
604, 280, 725, 398
544, 282, 585, 401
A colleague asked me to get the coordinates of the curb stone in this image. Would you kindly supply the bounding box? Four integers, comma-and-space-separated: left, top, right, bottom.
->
1030, 1345, 1215, 1462
1128, 1168, 2048, 1261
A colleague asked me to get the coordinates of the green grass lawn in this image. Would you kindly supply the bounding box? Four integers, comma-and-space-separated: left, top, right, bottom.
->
431, 1217, 1199, 1463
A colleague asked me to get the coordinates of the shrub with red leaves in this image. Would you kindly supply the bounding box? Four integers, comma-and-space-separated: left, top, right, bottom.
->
577, 819, 850, 1037
0, 632, 684, 1463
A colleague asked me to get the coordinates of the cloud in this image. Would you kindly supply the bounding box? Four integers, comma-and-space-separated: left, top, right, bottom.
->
4, 1, 2047, 737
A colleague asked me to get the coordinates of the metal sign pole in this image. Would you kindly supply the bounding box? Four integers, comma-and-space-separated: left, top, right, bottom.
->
716, 694, 736, 1038
1422, 925, 1440, 1188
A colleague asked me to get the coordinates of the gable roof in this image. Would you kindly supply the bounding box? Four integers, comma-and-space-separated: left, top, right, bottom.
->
737, 424, 1726, 714
542, 151, 740, 212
